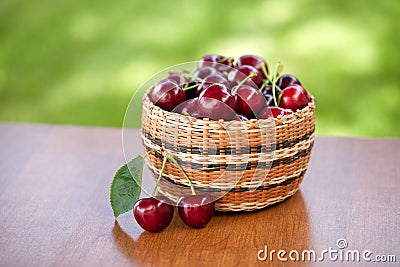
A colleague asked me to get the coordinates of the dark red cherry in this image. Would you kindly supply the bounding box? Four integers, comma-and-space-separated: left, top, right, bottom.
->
237, 55, 268, 77
175, 98, 202, 118
196, 74, 229, 96
177, 194, 215, 228
192, 66, 220, 80
233, 85, 266, 117
279, 85, 310, 111
133, 197, 174, 232
198, 54, 234, 72
228, 65, 263, 88
150, 80, 186, 111
165, 72, 188, 86
276, 74, 301, 90
198, 84, 237, 120
259, 106, 293, 119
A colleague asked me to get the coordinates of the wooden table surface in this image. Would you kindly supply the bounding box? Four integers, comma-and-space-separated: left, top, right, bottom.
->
0, 123, 399, 266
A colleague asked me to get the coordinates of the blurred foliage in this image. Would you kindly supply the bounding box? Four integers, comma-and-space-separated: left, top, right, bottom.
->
0, 0, 399, 136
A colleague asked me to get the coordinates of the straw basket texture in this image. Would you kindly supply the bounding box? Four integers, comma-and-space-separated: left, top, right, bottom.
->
141, 94, 315, 212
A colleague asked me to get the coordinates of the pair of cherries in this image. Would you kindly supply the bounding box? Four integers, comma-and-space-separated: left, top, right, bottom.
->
149, 54, 311, 121
133, 194, 214, 232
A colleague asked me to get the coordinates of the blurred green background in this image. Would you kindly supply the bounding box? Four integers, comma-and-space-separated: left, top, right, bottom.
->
0, 0, 399, 136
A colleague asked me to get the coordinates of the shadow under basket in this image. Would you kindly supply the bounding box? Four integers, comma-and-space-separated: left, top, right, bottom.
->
141, 95, 315, 212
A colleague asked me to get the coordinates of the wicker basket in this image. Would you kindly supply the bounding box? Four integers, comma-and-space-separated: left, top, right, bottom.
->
141, 94, 315, 212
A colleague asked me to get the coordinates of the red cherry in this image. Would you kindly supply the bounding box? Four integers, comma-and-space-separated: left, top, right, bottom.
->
277, 74, 301, 89
237, 55, 268, 77
228, 65, 263, 88
174, 98, 203, 118
164, 72, 188, 86
198, 84, 237, 120
196, 74, 229, 96
177, 194, 215, 228
279, 85, 310, 111
233, 85, 266, 117
133, 197, 174, 232
150, 80, 186, 111
193, 66, 220, 80
198, 54, 234, 72
259, 106, 293, 119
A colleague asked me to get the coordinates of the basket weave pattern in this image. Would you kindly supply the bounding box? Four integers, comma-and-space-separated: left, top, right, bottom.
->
141, 95, 315, 211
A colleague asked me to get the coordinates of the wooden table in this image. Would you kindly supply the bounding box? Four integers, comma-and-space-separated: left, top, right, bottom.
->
0, 123, 399, 266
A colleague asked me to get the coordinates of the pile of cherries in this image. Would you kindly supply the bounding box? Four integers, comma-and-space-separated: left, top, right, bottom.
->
149, 54, 311, 121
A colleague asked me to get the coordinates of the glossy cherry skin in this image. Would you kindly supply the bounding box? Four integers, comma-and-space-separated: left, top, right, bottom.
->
259, 106, 293, 119
150, 80, 186, 111
177, 194, 215, 228
196, 74, 229, 96
198, 84, 237, 120
198, 54, 234, 72
133, 197, 174, 232
236, 55, 268, 77
276, 74, 301, 90
165, 72, 188, 86
279, 85, 310, 111
233, 85, 266, 117
175, 98, 202, 118
228, 65, 264, 88
192, 66, 220, 80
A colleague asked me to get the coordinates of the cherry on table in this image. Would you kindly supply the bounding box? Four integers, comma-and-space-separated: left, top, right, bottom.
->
150, 80, 186, 111
233, 85, 266, 118
198, 83, 237, 120
276, 74, 301, 90
133, 197, 174, 232
279, 84, 310, 111
177, 194, 215, 228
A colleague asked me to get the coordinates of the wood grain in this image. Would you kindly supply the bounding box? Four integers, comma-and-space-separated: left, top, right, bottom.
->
0, 123, 399, 266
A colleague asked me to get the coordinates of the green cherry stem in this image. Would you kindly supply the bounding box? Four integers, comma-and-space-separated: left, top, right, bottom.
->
152, 155, 167, 197
182, 83, 199, 91
231, 72, 257, 95
164, 153, 196, 195
271, 62, 282, 107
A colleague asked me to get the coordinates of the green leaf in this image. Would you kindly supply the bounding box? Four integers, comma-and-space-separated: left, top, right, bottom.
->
110, 156, 144, 218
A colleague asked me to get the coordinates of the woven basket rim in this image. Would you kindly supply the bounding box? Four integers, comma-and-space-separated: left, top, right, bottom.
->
143, 93, 315, 125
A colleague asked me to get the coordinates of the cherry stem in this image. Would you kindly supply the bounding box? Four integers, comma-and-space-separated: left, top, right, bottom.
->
182, 83, 199, 91
218, 56, 232, 63
260, 62, 282, 93
271, 62, 282, 107
231, 72, 257, 95
164, 153, 196, 195
152, 155, 168, 197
